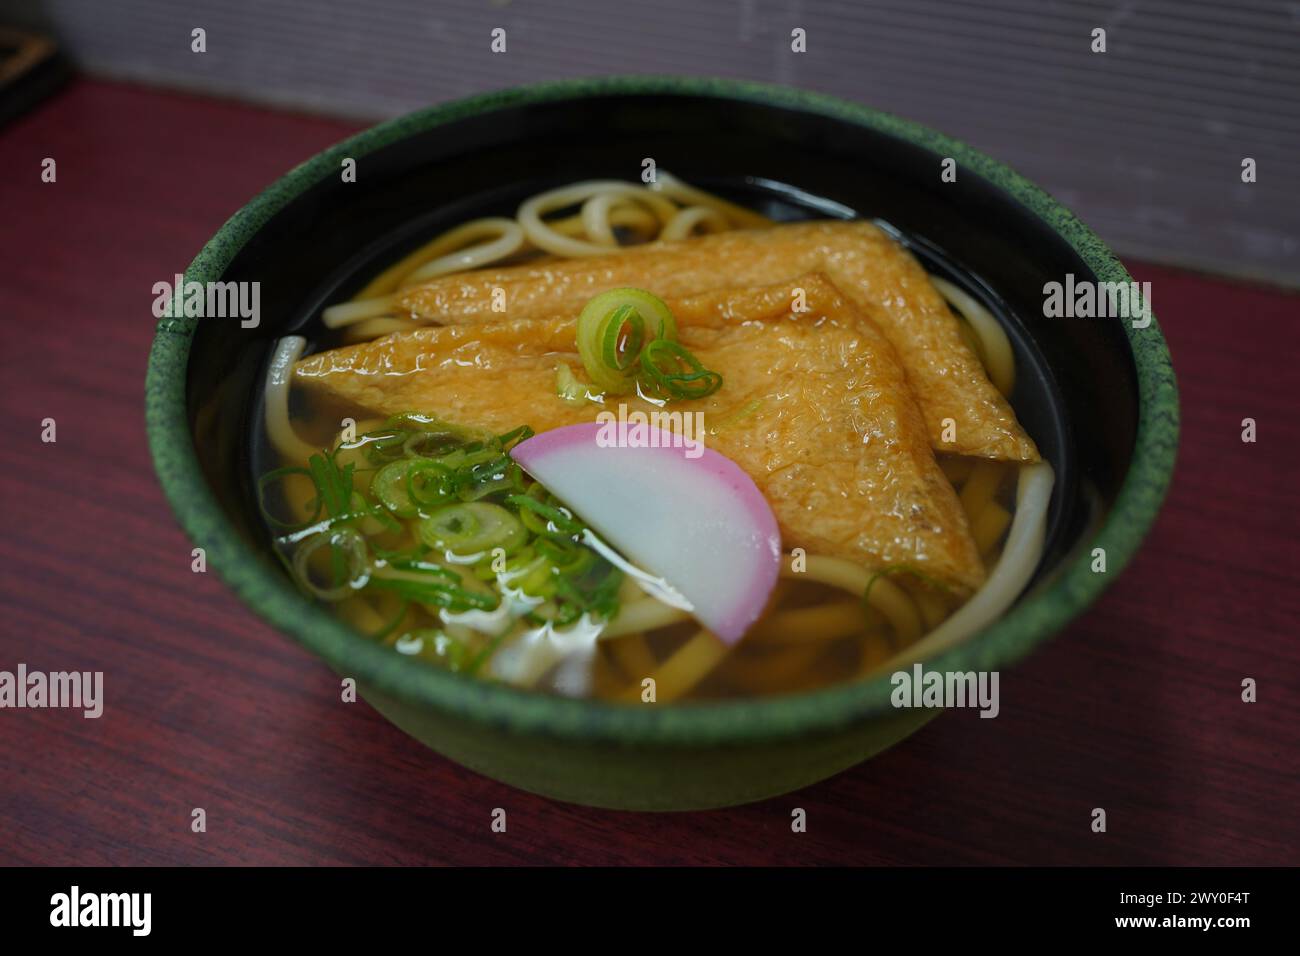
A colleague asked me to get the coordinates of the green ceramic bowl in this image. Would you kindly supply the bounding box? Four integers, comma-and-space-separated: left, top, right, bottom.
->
146, 77, 1178, 810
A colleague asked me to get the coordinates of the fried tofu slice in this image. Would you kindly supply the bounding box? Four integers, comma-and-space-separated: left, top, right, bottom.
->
296, 274, 986, 593
393, 220, 1038, 462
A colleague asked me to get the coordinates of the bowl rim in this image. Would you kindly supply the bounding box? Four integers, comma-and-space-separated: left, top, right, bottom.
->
146, 75, 1179, 746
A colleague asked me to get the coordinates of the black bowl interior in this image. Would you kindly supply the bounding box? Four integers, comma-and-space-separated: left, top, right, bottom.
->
187, 93, 1139, 592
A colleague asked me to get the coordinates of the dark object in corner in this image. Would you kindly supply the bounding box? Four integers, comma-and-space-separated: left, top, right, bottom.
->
0, 26, 70, 128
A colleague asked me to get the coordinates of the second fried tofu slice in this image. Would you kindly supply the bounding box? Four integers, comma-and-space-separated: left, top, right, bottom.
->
296, 274, 986, 593
392, 220, 1039, 463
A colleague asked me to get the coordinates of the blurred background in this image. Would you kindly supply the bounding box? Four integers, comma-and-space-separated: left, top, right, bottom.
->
3, 0, 1296, 284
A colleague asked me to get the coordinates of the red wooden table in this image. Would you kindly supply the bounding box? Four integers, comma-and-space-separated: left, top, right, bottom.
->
1, 79, 1296, 866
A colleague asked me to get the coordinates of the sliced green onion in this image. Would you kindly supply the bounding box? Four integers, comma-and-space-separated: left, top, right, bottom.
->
407, 459, 455, 507
372, 458, 453, 516
292, 527, 370, 600
462, 443, 502, 463
505, 553, 558, 597
555, 363, 594, 405
576, 287, 676, 394
512, 484, 553, 538
264, 411, 637, 645
417, 502, 528, 556
524, 554, 622, 626
554, 559, 623, 622
384, 411, 474, 435
495, 424, 535, 451
369, 572, 499, 613
372, 459, 418, 516
362, 414, 483, 465
257, 465, 321, 530
348, 491, 402, 536
601, 305, 646, 371
384, 557, 461, 579
506, 489, 584, 537
534, 536, 596, 577
639, 339, 723, 399
452, 453, 511, 495
456, 460, 523, 502
308, 451, 356, 519
403, 430, 461, 459
368, 539, 429, 563
362, 429, 410, 465
573, 287, 721, 403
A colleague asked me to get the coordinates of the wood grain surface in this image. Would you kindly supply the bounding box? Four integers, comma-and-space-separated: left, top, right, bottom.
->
0, 79, 1296, 866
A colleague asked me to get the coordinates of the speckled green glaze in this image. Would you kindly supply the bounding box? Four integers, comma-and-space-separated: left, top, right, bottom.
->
145, 76, 1179, 808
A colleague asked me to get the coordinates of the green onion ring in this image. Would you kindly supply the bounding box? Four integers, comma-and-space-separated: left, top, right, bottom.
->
600, 304, 646, 372
292, 527, 370, 600
506, 492, 584, 537
406, 458, 455, 507
639, 339, 723, 399
576, 287, 677, 393
417, 501, 529, 556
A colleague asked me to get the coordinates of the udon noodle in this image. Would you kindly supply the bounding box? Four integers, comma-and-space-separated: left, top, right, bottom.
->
258, 173, 1053, 702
